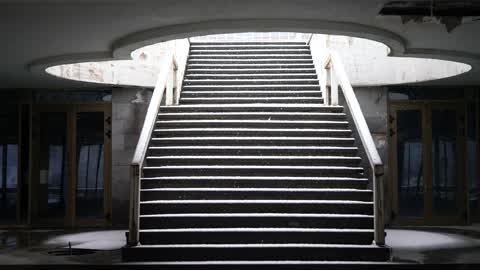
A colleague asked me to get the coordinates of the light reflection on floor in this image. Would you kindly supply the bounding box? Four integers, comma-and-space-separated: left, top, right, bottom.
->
1, 228, 480, 264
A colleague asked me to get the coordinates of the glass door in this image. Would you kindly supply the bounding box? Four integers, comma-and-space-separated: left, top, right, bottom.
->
0, 105, 19, 225
390, 104, 426, 222
31, 106, 71, 226
430, 103, 465, 220
74, 105, 112, 226
31, 104, 111, 227
390, 102, 466, 225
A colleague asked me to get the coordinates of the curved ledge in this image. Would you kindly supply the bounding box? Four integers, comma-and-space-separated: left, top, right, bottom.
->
111, 19, 407, 58
28, 18, 480, 86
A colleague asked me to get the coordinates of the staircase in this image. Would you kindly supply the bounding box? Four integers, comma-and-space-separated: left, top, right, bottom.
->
122, 41, 390, 265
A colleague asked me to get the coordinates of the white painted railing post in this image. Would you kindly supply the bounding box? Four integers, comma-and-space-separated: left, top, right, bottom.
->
320, 67, 328, 105
324, 66, 331, 105
128, 40, 190, 246
318, 47, 386, 246
373, 171, 385, 245
165, 66, 174, 106
330, 66, 339, 106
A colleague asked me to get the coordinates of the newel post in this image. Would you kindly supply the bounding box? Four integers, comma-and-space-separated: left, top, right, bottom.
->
128, 164, 140, 246
324, 66, 331, 105
330, 66, 338, 106
165, 64, 175, 106
373, 165, 385, 246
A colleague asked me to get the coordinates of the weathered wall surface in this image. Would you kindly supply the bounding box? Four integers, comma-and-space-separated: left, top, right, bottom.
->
339, 86, 391, 224
320, 35, 470, 86
111, 88, 152, 226
46, 39, 190, 88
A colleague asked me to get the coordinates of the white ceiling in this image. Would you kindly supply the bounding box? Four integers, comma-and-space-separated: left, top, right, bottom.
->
2, 0, 480, 89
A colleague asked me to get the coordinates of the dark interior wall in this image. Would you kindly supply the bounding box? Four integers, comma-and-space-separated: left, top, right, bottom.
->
0, 87, 152, 228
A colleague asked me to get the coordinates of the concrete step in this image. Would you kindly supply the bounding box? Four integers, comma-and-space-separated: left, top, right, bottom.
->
190, 45, 309, 49
140, 187, 371, 201
181, 91, 321, 98
148, 136, 354, 146
147, 145, 358, 156
188, 59, 314, 64
157, 112, 346, 120
190, 42, 308, 45
185, 74, 318, 79
183, 79, 319, 85
138, 228, 374, 245
152, 128, 352, 138
138, 213, 374, 229
142, 165, 364, 178
182, 85, 320, 91
139, 199, 373, 215
186, 68, 316, 74
122, 244, 390, 262
189, 49, 310, 55
180, 97, 324, 104
188, 54, 312, 59
159, 104, 343, 113
144, 155, 361, 167
155, 119, 348, 129
119, 259, 395, 269
139, 176, 369, 190
188, 63, 315, 69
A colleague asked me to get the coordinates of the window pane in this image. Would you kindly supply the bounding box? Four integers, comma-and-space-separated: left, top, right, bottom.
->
397, 110, 424, 217
76, 112, 104, 219
467, 104, 479, 216
432, 109, 458, 216
38, 112, 68, 218
0, 106, 18, 224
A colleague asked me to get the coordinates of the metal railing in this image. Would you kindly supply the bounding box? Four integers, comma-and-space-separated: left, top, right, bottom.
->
128, 39, 190, 246
309, 35, 385, 246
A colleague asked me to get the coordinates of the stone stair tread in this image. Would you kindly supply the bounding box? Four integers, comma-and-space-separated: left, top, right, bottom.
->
157, 112, 345, 116
183, 84, 320, 88
188, 63, 315, 67
146, 155, 359, 159
140, 199, 372, 204
140, 176, 368, 181
156, 120, 346, 124
139, 213, 373, 218
163, 104, 340, 108
180, 90, 321, 94
148, 146, 357, 149
139, 228, 374, 232
187, 68, 316, 72
140, 187, 369, 192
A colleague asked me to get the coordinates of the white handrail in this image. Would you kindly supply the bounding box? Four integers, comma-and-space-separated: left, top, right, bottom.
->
309, 35, 385, 245
324, 51, 385, 246
128, 39, 190, 245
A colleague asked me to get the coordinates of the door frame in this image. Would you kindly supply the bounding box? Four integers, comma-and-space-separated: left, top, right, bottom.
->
30, 103, 112, 228
388, 100, 467, 226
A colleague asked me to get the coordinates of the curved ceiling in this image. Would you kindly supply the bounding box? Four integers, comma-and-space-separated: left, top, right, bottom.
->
44, 34, 472, 87
2, 0, 480, 89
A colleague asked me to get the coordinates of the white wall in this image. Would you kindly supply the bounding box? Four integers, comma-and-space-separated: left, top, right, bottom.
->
312, 34, 471, 86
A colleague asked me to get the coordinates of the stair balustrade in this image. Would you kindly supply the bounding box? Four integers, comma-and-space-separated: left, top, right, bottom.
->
310, 36, 385, 246
128, 39, 190, 246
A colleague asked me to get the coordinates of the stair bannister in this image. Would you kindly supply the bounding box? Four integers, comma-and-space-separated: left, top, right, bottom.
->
311, 40, 385, 245
128, 39, 189, 246
327, 51, 385, 245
